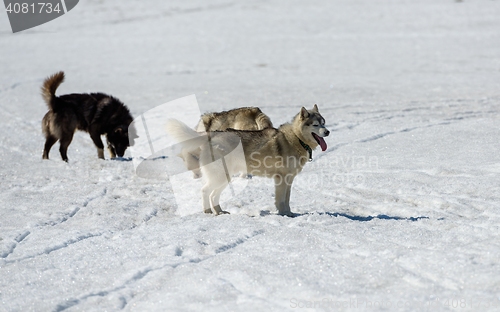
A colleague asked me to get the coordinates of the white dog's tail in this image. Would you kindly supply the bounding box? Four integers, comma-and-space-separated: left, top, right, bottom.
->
165, 119, 209, 151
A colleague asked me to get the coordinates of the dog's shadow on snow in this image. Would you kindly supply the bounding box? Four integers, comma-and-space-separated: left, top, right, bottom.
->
110, 156, 169, 162
317, 212, 429, 222
259, 210, 429, 221
110, 157, 133, 162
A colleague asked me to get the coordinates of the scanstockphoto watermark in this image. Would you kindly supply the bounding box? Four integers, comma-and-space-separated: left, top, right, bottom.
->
3, 0, 79, 33
289, 297, 500, 310
311, 154, 379, 171
299, 154, 380, 188
245, 152, 380, 189
289, 298, 427, 310
246, 153, 379, 171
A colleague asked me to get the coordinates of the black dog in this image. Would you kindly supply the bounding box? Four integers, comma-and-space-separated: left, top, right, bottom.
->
41, 71, 136, 161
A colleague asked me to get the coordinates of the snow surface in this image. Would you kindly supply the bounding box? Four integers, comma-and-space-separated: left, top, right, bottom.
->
1, 0, 500, 311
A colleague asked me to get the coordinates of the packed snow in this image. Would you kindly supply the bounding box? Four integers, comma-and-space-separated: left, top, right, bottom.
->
1, 0, 500, 311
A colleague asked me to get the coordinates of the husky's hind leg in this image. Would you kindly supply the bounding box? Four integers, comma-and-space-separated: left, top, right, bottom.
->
202, 183, 229, 215
201, 168, 230, 215
202, 184, 215, 214
211, 185, 230, 215
43, 135, 57, 159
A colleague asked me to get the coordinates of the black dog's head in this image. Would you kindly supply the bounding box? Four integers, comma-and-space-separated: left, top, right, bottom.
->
107, 126, 132, 158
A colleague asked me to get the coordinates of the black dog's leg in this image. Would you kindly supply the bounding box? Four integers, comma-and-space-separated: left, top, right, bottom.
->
59, 133, 74, 162
107, 139, 116, 158
90, 128, 105, 159
43, 135, 57, 159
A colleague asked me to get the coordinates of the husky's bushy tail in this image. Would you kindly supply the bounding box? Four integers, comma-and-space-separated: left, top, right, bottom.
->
254, 108, 273, 129
165, 119, 209, 151
41, 71, 65, 110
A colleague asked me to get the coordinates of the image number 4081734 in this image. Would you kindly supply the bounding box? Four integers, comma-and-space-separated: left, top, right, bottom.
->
3, 0, 79, 33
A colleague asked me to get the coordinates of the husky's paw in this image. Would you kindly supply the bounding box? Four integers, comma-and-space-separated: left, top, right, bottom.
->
204, 208, 213, 214
212, 205, 230, 215
278, 211, 295, 217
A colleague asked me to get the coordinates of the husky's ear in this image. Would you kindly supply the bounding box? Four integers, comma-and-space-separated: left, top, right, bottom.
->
312, 104, 319, 113
300, 107, 309, 119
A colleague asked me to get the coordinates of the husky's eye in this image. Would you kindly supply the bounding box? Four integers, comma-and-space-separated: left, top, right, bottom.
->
313, 123, 319, 127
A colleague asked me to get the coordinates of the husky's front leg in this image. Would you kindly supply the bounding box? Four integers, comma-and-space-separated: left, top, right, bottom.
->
274, 175, 293, 216
284, 176, 294, 214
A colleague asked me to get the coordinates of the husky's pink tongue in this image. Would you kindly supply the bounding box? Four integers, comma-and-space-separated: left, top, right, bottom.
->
312, 133, 327, 151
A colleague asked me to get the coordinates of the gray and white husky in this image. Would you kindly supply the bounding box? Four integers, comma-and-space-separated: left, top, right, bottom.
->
166, 105, 330, 217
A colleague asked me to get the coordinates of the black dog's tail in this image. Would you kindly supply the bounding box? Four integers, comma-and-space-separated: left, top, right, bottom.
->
41, 71, 65, 110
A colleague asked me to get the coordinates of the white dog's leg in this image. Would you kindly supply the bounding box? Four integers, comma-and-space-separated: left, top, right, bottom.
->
97, 147, 104, 159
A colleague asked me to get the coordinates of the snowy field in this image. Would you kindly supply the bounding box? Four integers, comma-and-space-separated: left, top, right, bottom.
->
1, 0, 500, 311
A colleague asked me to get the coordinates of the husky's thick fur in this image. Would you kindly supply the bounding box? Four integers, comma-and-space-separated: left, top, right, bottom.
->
41, 71, 135, 161
194, 107, 273, 132
181, 107, 273, 178
166, 105, 329, 216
